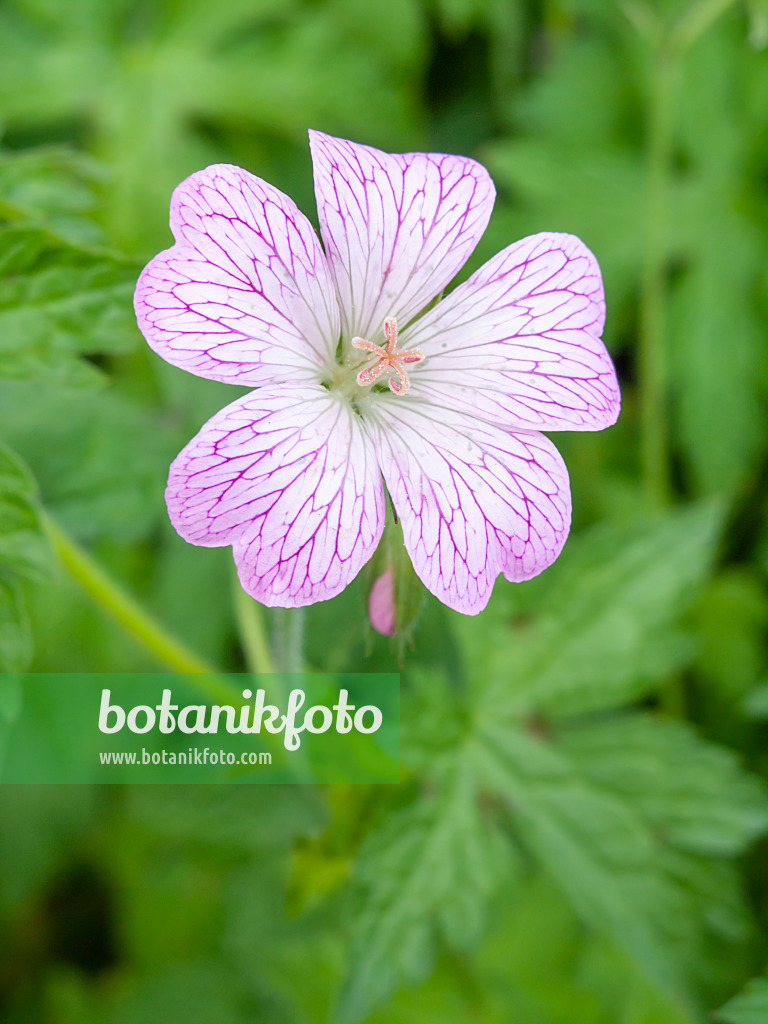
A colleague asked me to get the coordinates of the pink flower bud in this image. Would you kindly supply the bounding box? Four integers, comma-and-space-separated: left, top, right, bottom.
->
368, 567, 396, 636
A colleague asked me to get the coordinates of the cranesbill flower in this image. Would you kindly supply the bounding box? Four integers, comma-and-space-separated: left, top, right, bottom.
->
134, 131, 620, 616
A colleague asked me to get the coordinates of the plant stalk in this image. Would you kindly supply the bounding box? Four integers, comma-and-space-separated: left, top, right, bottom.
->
44, 513, 220, 678
271, 607, 305, 674
231, 573, 275, 674
639, 47, 677, 510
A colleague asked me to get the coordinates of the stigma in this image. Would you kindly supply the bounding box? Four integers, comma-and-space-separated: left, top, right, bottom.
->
351, 318, 424, 395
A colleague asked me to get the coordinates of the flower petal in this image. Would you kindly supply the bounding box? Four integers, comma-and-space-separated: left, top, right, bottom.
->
366, 400, 571, 614
166, 385, 385, 607
309, 130, 495, 343
403, 233, 620, 431
135, 164, 340, 386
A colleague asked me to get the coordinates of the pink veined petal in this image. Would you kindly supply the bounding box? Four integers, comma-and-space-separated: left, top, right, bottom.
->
366, 399, 571, 615
134, 164, 340, 387
309, 130, 495, 344
166, 385, 385, 607
402, 232, 620, 431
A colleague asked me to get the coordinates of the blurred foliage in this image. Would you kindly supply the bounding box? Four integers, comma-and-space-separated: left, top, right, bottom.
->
0, 0, 767, 1022
0, 443, 50, 672
720, 971, 768, 1024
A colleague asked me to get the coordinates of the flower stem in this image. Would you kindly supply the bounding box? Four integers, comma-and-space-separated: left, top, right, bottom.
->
639, 47, 677, 510
669, 0, 739, 53
231, 573, 275, 674
637, 0, 738, 511
44, 513, 219, 676
639, 50, 684, 712
271, 608, 305, 673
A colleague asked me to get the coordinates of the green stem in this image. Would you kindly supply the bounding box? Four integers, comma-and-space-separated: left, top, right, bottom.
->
669, 0, 739, 53
639, 47, 677, 510
44, 513, 220, 677
231, 573, 275, 674
271, 608, 305, 674
636, 0, 739, 511
639, 55, 685, 713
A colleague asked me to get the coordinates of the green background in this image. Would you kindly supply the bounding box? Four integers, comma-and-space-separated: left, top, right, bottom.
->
0, 0, 768, 1021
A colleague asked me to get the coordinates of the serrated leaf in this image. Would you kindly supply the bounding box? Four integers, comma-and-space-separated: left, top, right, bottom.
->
0, 146, 108, 251
337, 761, 514, 1024
0, 147, 140, 387
718, 974, 768, 1024
0, 443, 52, 671
475, 724, 696, 1012
0, 441, 53, 582
467, 503, 722, 716
472, 703, 767, 1013
0, 261, 138, 387
557, 714, 768, 856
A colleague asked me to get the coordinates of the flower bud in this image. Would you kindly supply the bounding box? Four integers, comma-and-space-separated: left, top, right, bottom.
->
368, 566, 396, 636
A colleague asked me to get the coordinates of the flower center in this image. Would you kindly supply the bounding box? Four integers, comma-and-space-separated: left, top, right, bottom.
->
351, 317, 424, 396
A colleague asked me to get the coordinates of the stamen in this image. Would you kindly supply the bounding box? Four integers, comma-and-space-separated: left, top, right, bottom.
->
351, 317, 424, 396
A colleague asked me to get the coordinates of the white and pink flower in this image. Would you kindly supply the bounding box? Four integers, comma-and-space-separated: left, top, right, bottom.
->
134, 131, 620, 616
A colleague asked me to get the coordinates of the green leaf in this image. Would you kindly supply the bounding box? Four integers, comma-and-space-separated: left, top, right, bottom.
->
0, 261, 138, 387
0, 442, 53, 672
0, 147, 139, 387
692, 570, 768, 703
467, 503, 722, 716
557, 714, 768, 857
472, 707, 768, 1013
669, 214, 766, 496
718, 974, 768, 1024
337, 761, 514, 1023
0, 146, 106, 249
475, 724, 694, 1011
0, 441, 52, 582
0, 382, 185, 544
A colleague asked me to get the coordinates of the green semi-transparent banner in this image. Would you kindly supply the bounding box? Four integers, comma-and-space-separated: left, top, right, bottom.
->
0, 673, 400, 784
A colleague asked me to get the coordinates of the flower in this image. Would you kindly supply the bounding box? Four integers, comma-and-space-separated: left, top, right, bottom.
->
134, 131, 620, 616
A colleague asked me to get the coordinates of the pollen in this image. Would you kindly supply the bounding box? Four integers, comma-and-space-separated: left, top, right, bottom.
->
351, 317, 424, 395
